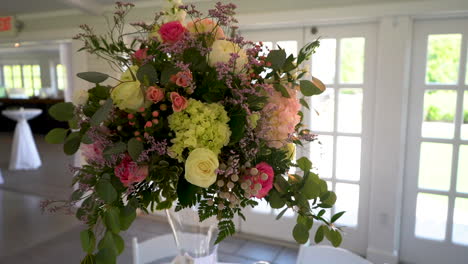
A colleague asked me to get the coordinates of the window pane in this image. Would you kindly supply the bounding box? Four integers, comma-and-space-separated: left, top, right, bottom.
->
250, 199, 271, 214
418, 142, 452, 191
337, 88, 362, 133
336, 136, 361, 181
276, 40, 297, 57
422, 90, 456, 139
312, 38, 336, 85
12, 65, 22, 88
425, 34, 461, 85
33, 65, 42, 89
415, 193, 448, 240
23, 65, 33, 96
3, 66, 13, 88
453, 197, 468, 245
340, 38, 365, 84
309, 135, 333, 179
462, 91, 468, 140
335, 183, 359, 227
310, 88, 334, 132
457, 145, 468, 194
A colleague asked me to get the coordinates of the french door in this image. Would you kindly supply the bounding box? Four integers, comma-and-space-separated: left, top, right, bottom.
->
401, 18, 468, 264
241, 24, 376, 255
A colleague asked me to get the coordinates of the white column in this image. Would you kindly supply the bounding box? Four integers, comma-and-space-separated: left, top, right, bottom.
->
366, 16, 413, 264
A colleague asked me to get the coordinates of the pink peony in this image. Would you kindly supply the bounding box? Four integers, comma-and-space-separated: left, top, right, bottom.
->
170, 71, 193, 87
132, 48, 148, 62
170, 92, 188, 112
158, 21, 186, 43
114, 155, 148, 187
186, 18, 225, 39
81, 142, 105, 165
243, 162, 275, 199
258, 86, 301, 148
146, 86, 165, 103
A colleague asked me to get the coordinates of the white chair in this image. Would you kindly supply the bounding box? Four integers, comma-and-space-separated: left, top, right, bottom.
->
132, 233, 179, 264
297, 245, 373, 264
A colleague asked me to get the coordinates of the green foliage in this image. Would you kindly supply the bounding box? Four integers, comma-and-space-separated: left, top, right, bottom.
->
103, 142, 127, 157
104, 207, 121, 233
215, 220, 236, 244
228, 106, 246, 145
293, 223, 309, 244
176, 177, 200, 207
96, 177, 117, 203
273, 83, 290, 98
49, 102, 75, 121
299, 98, 310, 110
266, 49, 287, 70
77, 72, 110, 84
268, 189, 286, 209
314, 225, 326, 243
297, 40, 320, 65
127, 138, 144, 161
300, 80, 323, 96
136, 64, 158, 85
64, 132, 82, 155
80, 230, 96, 254
45, 128, 68, 144
91, 98, 113, 126
119, 203, 137, 231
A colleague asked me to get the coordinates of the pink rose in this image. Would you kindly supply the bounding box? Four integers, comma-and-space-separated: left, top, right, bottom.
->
170, 92, 188, 112
243, 162, 274, 198
81, 142, 105, 165
186, 18, 225, 40
158, 21, 186, 43
170, 71, 193, 87
114, 155, 148, 187
146, 86, 165, 103
132, 48, 148, 62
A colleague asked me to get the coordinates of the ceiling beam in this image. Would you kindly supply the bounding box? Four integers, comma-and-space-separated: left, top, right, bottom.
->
62, 0, 104, 16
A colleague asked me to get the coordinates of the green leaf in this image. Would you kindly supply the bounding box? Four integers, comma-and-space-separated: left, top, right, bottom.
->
328, 229, 343, 247
90, 98, 113, 126
95, 248, 116, 264
268, 189, 286, 209
136, 63, 158, 85
45, 128, 68, 144
160, 64, 179, 86
331, 211, 346, 223
82, 133, 94, 144
81, 254, 96, 264
302, 176, 321, 200
273, 83, 290, 98
299, 98, 310, 110
276, 207, 289, 220
300, 80, 322, 96
297, 215, 313, 230
112, 233, 125, 254
128, 138, 144, 161
292, 223, 309, 244
88, 85, 110, 100
103, 142, 127, 157
96, 178, 117, 204
321, 191, 337, 207
64, 132, 82, 155
77, 72, 109, 84
71, 189, 84, 201
98, 231, 115, 252
228, 107, 246, 145
104, 207, 120, 233
80, 230, 96, 254
177, 177, 200, 207
266, 49, 287, 69
49, 102, 75, 121
314, 225, 326, 244
296, 157, 312, 172
119, 204, 136, 231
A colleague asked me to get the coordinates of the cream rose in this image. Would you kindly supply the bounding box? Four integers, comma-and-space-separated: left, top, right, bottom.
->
185, 148, 219, 188
208, 40, 248, 73
72, 89, 89, 106
111, 67, 145, 111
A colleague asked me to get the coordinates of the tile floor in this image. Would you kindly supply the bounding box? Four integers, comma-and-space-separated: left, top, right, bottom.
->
0, 133, 298, 263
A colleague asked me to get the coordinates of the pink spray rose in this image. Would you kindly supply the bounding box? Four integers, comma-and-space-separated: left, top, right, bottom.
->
170, 71, 193, 87
146, 86, 165, 103
243, 162, 274, 199
114, 155, 148, 187
132, 48, 148, 63
170, 92, 188, 112
158, 21, 186, 43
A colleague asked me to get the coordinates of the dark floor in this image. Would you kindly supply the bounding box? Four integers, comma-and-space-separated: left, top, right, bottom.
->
0, 133, 297, 263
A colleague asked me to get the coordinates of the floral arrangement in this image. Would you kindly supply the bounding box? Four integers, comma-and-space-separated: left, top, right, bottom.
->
43, 0, 344, 263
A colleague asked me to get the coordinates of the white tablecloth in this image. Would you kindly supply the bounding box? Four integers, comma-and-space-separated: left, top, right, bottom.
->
2, 108, 42, 170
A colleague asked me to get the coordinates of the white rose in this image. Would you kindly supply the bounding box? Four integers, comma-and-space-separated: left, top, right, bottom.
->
72, 89, 89, 106
185, 148, 219, 188
110, 67, 145, 111
208, 40, 248, 73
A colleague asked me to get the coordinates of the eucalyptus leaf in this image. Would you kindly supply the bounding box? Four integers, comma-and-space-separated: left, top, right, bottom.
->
320, 191, 337, 207
96, 179, 117, 204
300, 80, 323, 96
268, 189, 285, 209
119, 204, 136, 231
103, 142, 127, 156
49, 102, 75, 121
297, 215, 313, 230
90, 98, 113, 126
80, 230, 96, 254
104, 207, 120, 234
299, 98, 310, 110
266, 49, 287, 69
296, 157, 312, 172
112, 233, 125, 254
331, 211, 346, 223
136, 63, 158, 85
45, 128, 68, 144
95, 247, 116, 264
77, 72, 109, 84
292, 223, 309, 244
127, 138, 144, 161
314, 225, 326, 244
302, 176, 321, 199
275, 207, 288, 220
64, 132, 82, 155
273, 83, 290, 98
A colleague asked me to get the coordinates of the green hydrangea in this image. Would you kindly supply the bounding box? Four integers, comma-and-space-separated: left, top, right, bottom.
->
168, 99, 231, 161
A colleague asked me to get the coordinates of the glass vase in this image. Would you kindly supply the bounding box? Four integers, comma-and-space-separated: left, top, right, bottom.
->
166, 206, 219, 264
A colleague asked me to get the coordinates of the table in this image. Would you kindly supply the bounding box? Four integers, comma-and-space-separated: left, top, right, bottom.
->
2, 108, 42, 170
